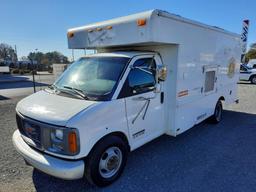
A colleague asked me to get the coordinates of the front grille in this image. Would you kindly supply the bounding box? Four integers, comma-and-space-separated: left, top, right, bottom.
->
16, 113, 42, 148
16, 114, 24, 134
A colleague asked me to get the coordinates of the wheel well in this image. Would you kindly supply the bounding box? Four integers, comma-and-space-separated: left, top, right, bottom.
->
91, 132, 130, 153
250, 74, 256, 80
110, 132, 130, 150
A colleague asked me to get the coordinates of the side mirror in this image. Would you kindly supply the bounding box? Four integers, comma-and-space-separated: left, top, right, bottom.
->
157, 66, 167, 81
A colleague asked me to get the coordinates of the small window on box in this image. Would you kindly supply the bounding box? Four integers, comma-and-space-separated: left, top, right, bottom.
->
204, 71, 215, 93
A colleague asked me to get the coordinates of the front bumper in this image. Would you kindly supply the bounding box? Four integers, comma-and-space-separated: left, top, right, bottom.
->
12, 130, 85, 180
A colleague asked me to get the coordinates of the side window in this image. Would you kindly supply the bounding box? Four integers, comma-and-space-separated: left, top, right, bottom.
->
128, 68, 155, 91
118, 58, 156, 98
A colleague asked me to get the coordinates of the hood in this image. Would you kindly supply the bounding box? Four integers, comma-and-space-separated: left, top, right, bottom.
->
16, 90, 97, 126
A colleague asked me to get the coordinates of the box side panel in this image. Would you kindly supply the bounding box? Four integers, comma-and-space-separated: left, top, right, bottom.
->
152, 14, 241, 135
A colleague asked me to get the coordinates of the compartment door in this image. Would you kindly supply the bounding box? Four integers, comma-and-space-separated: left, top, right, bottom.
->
203, 66, 218, 95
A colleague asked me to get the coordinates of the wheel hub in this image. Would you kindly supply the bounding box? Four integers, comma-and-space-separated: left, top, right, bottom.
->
99, 146, 122, 178
106, 156, 119, 170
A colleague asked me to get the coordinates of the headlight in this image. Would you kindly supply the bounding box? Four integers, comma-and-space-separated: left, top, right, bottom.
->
47, 127, 79, 156
55, 129, 64, 140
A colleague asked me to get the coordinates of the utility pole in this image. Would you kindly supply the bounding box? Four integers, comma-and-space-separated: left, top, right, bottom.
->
14, 45, 19, 69
14, 45, 18, 63
72, 49, 75, 61
31, 49, 38, 93
32, 59, 36, 93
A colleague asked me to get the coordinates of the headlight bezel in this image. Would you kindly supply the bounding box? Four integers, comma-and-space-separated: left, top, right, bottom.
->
45, 126, 80, 156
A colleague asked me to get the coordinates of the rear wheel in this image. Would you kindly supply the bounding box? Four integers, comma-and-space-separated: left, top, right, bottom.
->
210, 100, 223, 124
250, 75, 256, 84
85, 135, 128, 187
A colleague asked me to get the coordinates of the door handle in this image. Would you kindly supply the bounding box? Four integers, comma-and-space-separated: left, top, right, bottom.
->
132, 95, 156, 101
132, 96, 148, 101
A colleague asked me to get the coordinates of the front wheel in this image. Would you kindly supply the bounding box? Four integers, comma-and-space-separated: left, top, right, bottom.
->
84, 135, 128, 187
209, 100, 223, 124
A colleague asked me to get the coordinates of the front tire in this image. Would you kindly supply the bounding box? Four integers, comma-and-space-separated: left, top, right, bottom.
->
210, 100, 223, 124
85, 135, 128, 187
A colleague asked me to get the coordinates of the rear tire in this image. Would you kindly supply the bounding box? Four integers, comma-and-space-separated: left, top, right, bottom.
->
84, 135, 128, 187
209, 100, 223, 124
250, 75, 256, 84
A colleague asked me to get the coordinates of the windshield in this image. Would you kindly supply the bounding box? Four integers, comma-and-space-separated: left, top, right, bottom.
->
54, 56, 129, 101
242, 64, 252, 70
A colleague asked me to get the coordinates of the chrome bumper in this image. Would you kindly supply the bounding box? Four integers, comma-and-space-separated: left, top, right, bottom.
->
12, 130, 84, 180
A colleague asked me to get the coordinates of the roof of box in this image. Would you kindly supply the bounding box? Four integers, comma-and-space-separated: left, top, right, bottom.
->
67, 9, 240, 49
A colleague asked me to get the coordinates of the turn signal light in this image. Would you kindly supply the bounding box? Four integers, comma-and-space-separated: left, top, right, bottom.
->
137, 19, 146, 26
105, 26, 113, 30
67, 32, 74, 38
68, 132, 77, 154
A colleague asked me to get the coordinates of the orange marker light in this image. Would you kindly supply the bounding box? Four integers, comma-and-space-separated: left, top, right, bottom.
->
106, 26, 113, 30
67, 32, 74, 38
137, 19, 147, 26
68, 132, 77, 154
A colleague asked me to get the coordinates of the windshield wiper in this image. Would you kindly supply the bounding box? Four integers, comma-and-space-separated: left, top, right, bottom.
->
63, 86, 91, 100
48, 84, 57, 90
47, 84, 60, 93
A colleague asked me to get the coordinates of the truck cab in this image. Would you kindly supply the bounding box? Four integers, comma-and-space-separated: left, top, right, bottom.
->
239, 64, 256, 84
13, 51, 167, 186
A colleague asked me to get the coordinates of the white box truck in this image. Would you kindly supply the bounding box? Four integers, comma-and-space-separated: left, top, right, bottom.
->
13, 9, 241, 186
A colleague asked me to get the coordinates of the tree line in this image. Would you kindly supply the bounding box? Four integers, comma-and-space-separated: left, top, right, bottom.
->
1, 42, 256, 65
27, 51, 69, 65
0, 43, 70, 65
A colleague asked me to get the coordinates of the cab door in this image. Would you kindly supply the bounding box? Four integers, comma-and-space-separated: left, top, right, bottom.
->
239, 65, 250, 81
118, 55, 165, 149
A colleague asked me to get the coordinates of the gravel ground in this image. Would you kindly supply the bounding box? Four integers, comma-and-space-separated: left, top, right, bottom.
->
0, 83, 256, 192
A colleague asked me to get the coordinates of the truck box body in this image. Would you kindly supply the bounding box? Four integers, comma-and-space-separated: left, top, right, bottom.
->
68, 9, 241, 136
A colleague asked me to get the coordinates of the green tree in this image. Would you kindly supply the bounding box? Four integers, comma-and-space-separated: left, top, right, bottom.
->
27, 51, 69, 65
245, 45, 256, 63
44, 51, 69, 64
28, 52, 44, 64
250, 43, 256, 49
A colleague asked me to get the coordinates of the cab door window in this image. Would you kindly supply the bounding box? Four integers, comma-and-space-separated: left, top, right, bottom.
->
240, 65, 247, 72
119, 58, 156, 97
